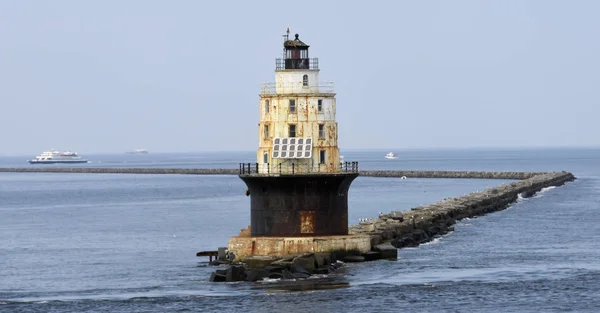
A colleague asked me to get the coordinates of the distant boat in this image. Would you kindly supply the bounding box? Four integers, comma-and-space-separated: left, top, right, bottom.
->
125, 149, 149, 154
28, 149, 89, 164
384, 152, 398, 160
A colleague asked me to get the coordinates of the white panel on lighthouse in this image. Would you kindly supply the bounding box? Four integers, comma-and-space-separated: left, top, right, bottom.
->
272, 137, 312, 159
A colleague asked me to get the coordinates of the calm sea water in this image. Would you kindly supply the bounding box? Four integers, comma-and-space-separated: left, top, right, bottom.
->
1, 148, 599, 312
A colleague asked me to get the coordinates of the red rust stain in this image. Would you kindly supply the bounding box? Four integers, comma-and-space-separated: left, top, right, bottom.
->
300, 211, 315, 234
304, 96, 310, 121
327, 124, 336, 141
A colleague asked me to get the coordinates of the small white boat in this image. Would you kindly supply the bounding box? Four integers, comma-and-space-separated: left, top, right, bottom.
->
384, 152, 398, 160
125, 148, 149, 154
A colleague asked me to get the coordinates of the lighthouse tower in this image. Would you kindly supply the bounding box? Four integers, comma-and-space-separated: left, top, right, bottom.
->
256, 31, 341, 173
230, 30, 365, 259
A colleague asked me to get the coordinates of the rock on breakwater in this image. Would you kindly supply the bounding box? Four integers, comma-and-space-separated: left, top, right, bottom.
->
349, 171, 576, 249
207, 252, 345, 283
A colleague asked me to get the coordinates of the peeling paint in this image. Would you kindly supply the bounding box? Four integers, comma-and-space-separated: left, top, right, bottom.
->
257, 77, 340, 173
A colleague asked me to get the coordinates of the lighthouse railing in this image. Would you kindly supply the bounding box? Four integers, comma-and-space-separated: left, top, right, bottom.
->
239, 162, 359, 175
276, 58, 319, 70
260, 81, 335, 95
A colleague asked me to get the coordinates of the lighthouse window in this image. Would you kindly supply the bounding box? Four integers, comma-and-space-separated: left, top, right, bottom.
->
302, 75, 308, 86
289, 124, 296, 137
265, 99, 270, 113
289, 99, 296, 113
264, 125, 269, 139
319, 150, 326, 164
317, 99, 323, 112
318, 124, 324, 139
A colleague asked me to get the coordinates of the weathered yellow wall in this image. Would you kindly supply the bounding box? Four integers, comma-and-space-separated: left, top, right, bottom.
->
257, 71, 341, 174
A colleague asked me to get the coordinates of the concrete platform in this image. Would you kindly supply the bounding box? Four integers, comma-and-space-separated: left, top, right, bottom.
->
227, 235, 372, 260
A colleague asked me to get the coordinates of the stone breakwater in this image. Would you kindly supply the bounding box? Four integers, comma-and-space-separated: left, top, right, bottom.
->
349, 171, 576, 249
0, 167, 239, 175
359, 170, 547, 180
207, 171, 576, 283
0, 167, 552, 180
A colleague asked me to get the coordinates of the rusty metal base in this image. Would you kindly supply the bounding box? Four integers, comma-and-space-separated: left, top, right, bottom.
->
227, 234, 371, 261
239, 173, 359, 237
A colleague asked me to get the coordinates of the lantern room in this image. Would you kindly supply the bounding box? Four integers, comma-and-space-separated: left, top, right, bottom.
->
277, 31, 318, 70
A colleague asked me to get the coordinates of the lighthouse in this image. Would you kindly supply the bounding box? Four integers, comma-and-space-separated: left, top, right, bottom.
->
229, 30, 367, 259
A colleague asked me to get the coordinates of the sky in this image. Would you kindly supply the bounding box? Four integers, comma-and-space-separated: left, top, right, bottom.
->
0, 0, 598, 155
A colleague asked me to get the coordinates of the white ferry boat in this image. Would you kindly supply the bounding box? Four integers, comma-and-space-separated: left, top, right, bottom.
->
384, 152, 398, 160
28, 149, 89, 164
